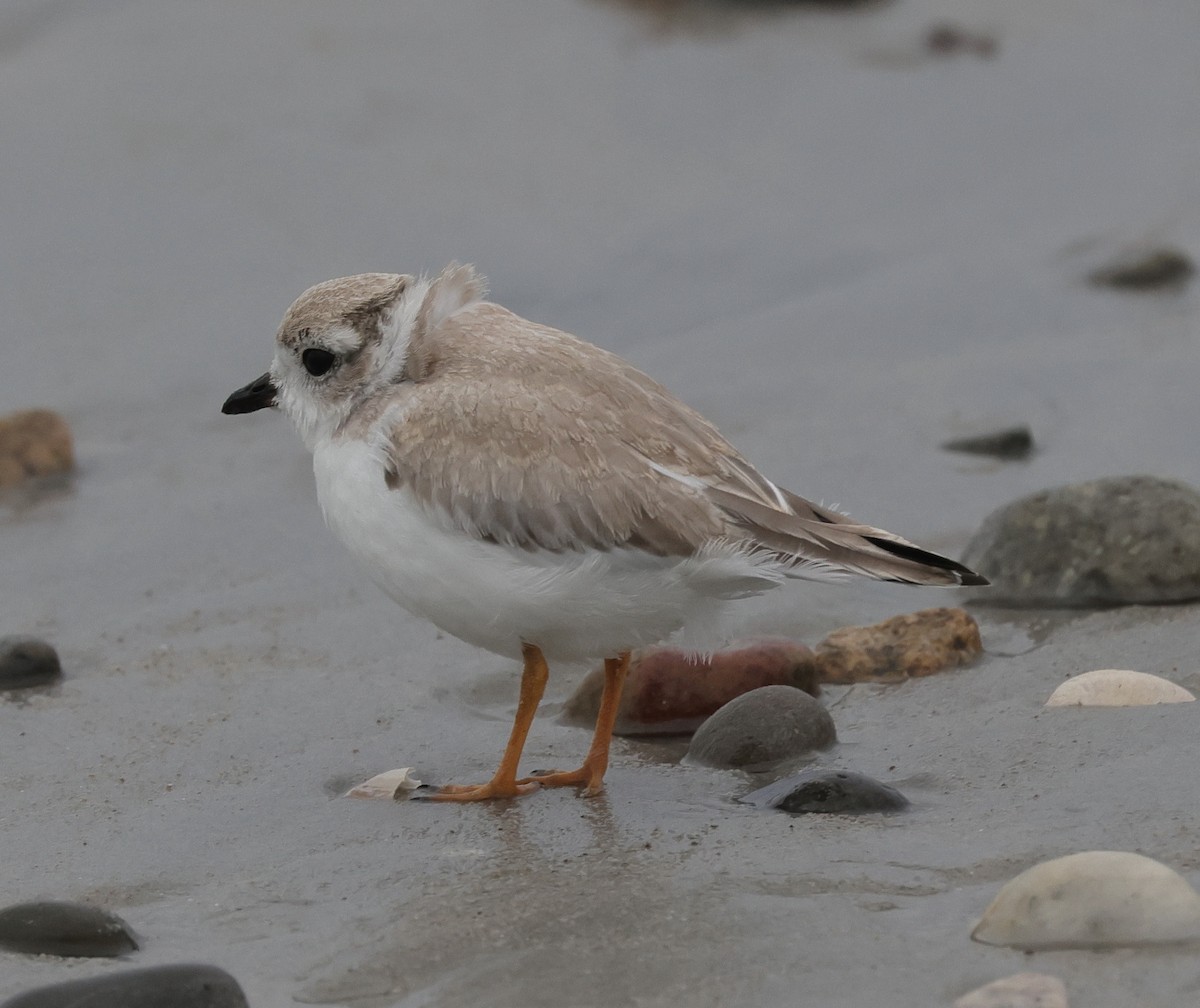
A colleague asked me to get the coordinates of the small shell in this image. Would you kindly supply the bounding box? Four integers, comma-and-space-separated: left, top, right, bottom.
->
1045, 669, 1195, 707
954, 972, 1068, 1008
972, 851, 1200, 950
345, 768, 422, 799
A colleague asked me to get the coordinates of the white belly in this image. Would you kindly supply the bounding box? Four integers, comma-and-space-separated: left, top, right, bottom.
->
312, 438, 782, 662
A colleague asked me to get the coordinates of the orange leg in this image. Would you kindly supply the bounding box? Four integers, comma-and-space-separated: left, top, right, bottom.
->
418, 642, 549, 802
519, 650, 630, 798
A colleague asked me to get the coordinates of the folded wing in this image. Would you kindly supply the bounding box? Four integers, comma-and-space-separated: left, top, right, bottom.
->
382, 297, 986, 587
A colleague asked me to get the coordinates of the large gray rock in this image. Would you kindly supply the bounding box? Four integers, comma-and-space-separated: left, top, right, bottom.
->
963, 475, 1200, 606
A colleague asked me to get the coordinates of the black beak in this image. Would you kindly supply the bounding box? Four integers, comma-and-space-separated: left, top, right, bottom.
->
221, 372, 277, 414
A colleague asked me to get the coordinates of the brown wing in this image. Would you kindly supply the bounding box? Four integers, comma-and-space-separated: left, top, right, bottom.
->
384, 302, 746, 555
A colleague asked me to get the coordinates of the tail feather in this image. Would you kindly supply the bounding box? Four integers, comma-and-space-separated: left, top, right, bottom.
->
705, 485, 988, 587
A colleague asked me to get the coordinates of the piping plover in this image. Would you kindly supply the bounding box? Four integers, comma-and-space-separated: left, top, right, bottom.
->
222, 263, 986, 801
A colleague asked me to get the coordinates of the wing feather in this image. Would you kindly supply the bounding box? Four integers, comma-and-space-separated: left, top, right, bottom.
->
383, 304, 730, 555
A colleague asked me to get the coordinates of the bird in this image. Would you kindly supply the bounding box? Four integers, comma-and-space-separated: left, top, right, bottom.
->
222, 263, 986, 802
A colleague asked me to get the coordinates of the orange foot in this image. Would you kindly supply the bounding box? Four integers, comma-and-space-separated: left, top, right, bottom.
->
515, 651, 631, 799
412, 779, 542, 802
519, 764, 606, 798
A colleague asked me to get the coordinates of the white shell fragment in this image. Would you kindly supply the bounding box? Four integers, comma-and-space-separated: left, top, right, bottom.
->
954, 972, 1068, 1008
972, 851, 1200, 950
345, 768, 422, 799
1045, 669, 1195, 707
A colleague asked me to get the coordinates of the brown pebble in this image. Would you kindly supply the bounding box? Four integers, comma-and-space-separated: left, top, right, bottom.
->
0, 457, 23, 485
0, 409, 74, 487
813, 607, 982, 683
562, 638, 817, 736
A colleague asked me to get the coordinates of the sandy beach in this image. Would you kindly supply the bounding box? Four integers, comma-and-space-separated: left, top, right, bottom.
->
3, 1, 1200, 1004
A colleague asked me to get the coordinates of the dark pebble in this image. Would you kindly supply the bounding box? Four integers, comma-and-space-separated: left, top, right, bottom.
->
0, 637, 62, 690
0, 901, 137, 958
685, 685, 835, 769
1088, 247, 1194, 291
941, 425, 1033, 461
741, 768, 909, 814
0, 964, 248, 1008
924, 22, 998, 58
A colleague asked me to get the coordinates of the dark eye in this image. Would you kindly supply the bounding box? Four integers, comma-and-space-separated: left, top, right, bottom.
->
302, 348, 336, 377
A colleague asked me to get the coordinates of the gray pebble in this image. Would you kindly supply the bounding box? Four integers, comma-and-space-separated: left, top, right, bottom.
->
0, 637, 61, 689
962, 475, 1200, 605
0, 901, 137, 958
0, 964, 248, 1008
741, 768, 909, 814
685, 685, 835, 769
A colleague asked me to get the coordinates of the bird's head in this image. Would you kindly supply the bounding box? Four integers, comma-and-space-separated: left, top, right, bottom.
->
221, 265, 486, 449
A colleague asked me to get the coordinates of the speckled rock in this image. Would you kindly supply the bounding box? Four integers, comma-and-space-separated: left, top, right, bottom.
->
0, 409, 73, 487
962, 476, 1200, 605
684, 685, 835, 769
0, 964, 248, 1008
1088, 247, 1194, 291
0, 901, 137, 958
813, 607, 982, 683
562, 638, 818, 736
740, 768, 908, 814
972, 851, 1200, 950
0, 637, 62, 689
954, 972, 1069, 1008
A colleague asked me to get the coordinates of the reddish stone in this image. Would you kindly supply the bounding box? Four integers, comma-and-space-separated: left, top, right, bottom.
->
562, 638, 817, 736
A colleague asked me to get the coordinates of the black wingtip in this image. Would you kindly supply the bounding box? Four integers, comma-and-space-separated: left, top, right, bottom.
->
863, 535, 988, 587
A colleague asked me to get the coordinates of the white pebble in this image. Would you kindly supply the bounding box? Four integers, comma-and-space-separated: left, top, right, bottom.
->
954, 972, 1068, 1008
972, 850, 1200, 950
1045, 668, 1195, 707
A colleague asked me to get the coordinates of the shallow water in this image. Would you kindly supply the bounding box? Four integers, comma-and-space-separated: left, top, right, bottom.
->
2, 1, 1199, 1005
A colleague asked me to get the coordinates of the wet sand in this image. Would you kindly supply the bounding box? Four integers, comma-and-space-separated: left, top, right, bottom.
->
3, 1, 1200, 1005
